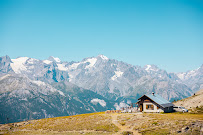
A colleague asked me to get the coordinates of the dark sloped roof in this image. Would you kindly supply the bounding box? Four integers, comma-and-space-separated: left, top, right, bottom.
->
161, 103, 174, 108
138, 94, 174, 108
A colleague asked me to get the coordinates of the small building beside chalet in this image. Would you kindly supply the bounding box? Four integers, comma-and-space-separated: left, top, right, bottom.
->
136, 92, 174, 113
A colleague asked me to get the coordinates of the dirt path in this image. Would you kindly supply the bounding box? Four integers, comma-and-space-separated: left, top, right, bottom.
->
111, 114, 141, 135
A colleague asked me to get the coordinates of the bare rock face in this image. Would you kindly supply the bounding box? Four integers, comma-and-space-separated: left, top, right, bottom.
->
0, 55, 199, 101
0, 55, 14, 75
0, 55, 202, 124
0, 74, 115, 124
176, 64, 203, 92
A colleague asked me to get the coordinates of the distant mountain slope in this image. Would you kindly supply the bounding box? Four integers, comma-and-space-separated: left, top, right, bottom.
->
0, 55, 202, 123
173, 89, 203, 111
176, 65, 203, 92
0, 55, 14, 75
1, 55, 197, 101
0, 74, 115, 124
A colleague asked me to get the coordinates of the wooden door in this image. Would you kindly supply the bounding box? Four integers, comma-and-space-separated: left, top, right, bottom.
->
140, 104, 143, 112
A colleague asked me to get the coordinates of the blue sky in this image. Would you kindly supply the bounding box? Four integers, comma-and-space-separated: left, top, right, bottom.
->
0, 0, 202, 72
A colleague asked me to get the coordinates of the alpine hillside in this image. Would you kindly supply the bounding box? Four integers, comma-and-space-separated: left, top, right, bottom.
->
0, 55, 202, 123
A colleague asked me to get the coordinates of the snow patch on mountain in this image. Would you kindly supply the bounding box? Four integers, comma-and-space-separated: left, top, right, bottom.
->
177, 73, 186, 80
85, 58, 97, 69
111, 70, 123, 80
114, 102, 129, 110
10, 57, 29, 73
145, 65, 151, 71
32, 80, 46, 86
57, 64, 68, 71
52, 57, 61, 63
68, 63, 80, 70
177, 67, 200, 81
68, 74, 73, 82
57, 90, 65, 96
145, 65, 159, 72
43, 60, 52, 64
48, 56, 61, 63
91, 98, 106, 107
187, 70, 198, 77
0, 74, 11, 81
99, 55, 108, 60
27, 58, 38, 64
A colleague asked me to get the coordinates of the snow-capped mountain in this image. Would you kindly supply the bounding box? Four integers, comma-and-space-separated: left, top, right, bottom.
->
176, 65, 203, 92
1, 55, 202, 100
7, 56, 70, 83
47, 56, 61, 63
0, 55, 202, 123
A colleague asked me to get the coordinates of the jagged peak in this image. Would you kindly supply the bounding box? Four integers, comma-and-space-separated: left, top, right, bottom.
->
82, 55, 108, 62
48, 56, 61, 63
97, 54, 109, 60
12, 57, 29, 62
0, 55, 12, 62
198, 64, 203, 69
144, 64, 159, 71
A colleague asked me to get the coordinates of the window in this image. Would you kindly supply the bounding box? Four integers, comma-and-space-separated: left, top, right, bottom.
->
146, 104, 154, 110
144, 99, 150, 102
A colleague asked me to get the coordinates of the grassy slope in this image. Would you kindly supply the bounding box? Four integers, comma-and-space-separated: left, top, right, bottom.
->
0, 112, 203, 135
1, 89, 203, 135
20, 112, 118, 132
117, 113, 203, 135
173, 89, 203, 113
0, 112, 118, 135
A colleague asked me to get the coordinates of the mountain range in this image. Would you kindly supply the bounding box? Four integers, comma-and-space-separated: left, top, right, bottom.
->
0, 55, 202, 123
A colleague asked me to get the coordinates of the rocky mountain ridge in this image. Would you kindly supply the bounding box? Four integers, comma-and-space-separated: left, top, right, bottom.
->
1, 55, 201, 99
0, 55, 202, 123
1, 54, 202, 101
0, 74, 115, 123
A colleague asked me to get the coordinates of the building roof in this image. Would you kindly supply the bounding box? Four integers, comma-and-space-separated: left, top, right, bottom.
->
138, 93, 174, 108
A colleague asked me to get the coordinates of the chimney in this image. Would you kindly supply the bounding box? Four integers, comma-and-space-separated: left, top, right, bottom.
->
152, 92, 155, 96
